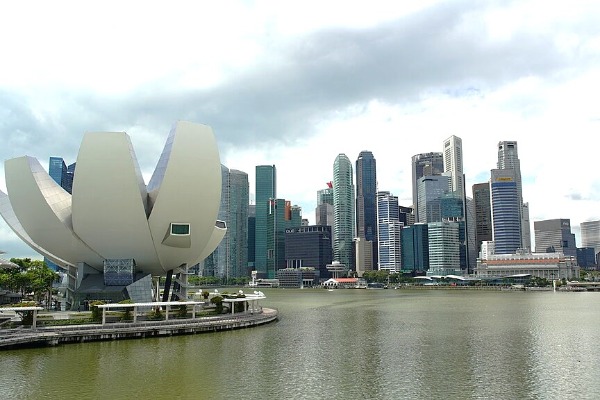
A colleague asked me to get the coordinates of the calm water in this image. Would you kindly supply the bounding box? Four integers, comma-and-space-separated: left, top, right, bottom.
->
1, 288, 600, 400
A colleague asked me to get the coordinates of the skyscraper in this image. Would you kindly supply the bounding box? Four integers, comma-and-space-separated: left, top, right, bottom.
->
442, 135, 464, 196
333, 154, 355, 270
355, 150, 378, 270
316, 183, 334, 227
411, 152, 444, 222
497, 141, 530, 250
49, 157, 76, 194
428, 221, 460, 275
401, 223, 429, 274
581, 220, 600, 258
377, 191, 402, 273
534, 219, 577, 257
473, 182, 493, 255
417, 175, 450, 223
255, 165, 276, 277
228, 169, 249, 279
266, 198, 287, 278
49, 157, 67, 187
490, 169, 521, 254
285, 225, 332, 279
355, 151, 377, 242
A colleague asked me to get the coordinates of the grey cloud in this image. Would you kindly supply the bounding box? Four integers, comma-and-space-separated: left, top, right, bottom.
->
1, 1, 591, 173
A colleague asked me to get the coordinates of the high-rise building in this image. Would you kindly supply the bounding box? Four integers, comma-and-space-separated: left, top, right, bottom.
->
49, 157, 67, 187
255, 165, 276, 277
417, 175, 450, 223
401, 223, 429, 274
355, 151, 377, 242
534, 219, 577, 257
247, 205, 256, 271
356, 151, 378, 271
490, 169, 521, 254
354, 237, 374, 277
576, 247, 597, 268
49, 157, 76, 194
266, 198, 287, 278
285, 225, 332, 279
46, 157, 76, 271
581, 220, 600, 257
266, 199, 302, 278
411, 152, 444, 222
316, 183, 334, 227
473, 182, 493, 255
203, 165, 250, 280
333, 154, 355, 270
442, 135, 464, 196
497, 141, 530, 250
377, 191, 402, 273
399, 205, 414, 227
427, 221, 460, 275
465, 197, 478, 271
203, 165, 231, 278
64, 162, 76, 194
228, 169, 249, 279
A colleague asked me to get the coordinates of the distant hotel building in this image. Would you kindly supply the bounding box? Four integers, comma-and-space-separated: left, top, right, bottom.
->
476, 251, 579, 280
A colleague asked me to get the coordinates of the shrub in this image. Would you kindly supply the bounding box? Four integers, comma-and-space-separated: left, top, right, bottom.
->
90, 301, 106, 322
176, 304, 188, 318
147, 307, 163, 320
210, 295, 223, 314
119, 299, 134, 321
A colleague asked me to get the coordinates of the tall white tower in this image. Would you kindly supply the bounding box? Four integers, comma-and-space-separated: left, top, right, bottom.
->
442, 135, 464, 196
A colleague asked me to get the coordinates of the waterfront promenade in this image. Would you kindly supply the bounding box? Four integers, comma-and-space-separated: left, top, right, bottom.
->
0, 307, 278, 349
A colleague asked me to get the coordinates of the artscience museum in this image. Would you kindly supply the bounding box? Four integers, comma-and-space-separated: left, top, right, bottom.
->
0, 121, 226, 309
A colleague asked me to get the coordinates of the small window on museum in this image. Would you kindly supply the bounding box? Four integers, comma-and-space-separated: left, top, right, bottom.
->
171, 223, 190, 235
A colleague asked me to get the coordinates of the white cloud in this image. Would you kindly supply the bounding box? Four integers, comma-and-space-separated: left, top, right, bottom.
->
1, 0, 600, 258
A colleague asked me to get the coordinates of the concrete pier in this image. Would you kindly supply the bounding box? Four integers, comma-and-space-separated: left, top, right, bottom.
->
0, 308, 278, 350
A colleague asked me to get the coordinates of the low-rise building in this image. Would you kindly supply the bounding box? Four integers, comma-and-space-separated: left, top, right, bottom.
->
476, 251, 579, 280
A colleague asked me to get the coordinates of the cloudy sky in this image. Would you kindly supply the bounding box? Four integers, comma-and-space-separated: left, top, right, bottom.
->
1, 0, 599, 259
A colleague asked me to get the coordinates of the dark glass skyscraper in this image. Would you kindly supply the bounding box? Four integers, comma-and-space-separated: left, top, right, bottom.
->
473, 182, 492, 255
285, 225, 333, 279
49, 157, 67, 187
356, 151, 377, 270
356, 151, 377, 242
255, 165, 276, 277
401, 223, 429, 274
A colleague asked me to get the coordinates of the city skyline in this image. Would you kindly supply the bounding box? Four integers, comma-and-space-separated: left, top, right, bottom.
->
1, 1, 600, 258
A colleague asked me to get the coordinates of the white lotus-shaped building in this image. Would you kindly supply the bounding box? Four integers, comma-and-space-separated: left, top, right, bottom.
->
0, 121, 226, 304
